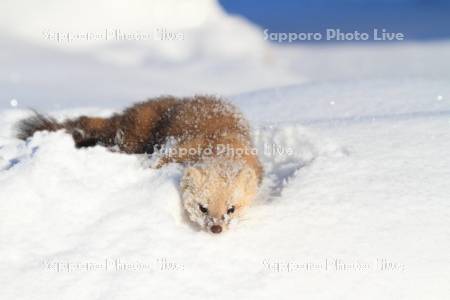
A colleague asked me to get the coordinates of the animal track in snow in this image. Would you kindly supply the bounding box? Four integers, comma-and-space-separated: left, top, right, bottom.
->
253, 124, 347, 197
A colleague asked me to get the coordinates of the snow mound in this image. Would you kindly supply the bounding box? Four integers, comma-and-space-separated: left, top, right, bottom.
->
0, 0, 268, 65
0, 110, 344, 242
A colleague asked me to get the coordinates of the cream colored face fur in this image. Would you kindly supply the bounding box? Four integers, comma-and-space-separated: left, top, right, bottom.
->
180, 161, 258, 233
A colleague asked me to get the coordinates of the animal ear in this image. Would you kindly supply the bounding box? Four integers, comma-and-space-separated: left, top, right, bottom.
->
236, 166, 256, 188
183, 167, 203, 186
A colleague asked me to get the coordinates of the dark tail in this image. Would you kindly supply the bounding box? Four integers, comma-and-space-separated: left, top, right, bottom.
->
15, 112, 64, 140
15, 111, 118, 149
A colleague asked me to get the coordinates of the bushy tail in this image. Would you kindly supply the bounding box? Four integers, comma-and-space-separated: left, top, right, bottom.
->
15, 112, 64, 140
15, 111, 118, 149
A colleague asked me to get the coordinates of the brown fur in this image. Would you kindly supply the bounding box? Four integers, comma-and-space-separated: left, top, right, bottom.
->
16, 95, 263, 182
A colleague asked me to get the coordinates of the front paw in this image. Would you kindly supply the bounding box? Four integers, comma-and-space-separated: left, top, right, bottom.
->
71, 128, 86, 144
71, 129, 98, 148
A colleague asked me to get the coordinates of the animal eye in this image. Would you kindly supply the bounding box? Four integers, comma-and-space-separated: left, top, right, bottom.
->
198, 204, 208, 214
227, 206, 235, 214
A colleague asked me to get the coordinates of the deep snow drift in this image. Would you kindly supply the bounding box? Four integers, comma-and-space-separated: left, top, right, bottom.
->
1, 0, 450, 299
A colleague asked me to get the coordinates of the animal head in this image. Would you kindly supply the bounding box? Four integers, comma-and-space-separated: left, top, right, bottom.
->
180, 161, 258, 234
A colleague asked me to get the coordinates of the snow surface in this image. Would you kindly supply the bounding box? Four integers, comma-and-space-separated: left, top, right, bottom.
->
1, 0, 450, 299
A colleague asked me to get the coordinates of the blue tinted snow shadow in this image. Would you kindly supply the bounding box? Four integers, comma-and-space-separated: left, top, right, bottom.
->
4, 158, 21, 171
0, 144, 39, 171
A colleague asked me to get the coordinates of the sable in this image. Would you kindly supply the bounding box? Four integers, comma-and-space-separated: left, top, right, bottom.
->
16, 95, 263, 233
16, 95, 262, 180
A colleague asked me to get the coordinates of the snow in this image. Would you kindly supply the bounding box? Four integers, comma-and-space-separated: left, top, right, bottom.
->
1, 0, 450, 299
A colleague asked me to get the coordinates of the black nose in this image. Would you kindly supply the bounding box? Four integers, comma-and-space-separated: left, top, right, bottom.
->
210, 225, 222, 234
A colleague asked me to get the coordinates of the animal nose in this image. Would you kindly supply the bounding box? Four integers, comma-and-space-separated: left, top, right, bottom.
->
210, 225, 222, 234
